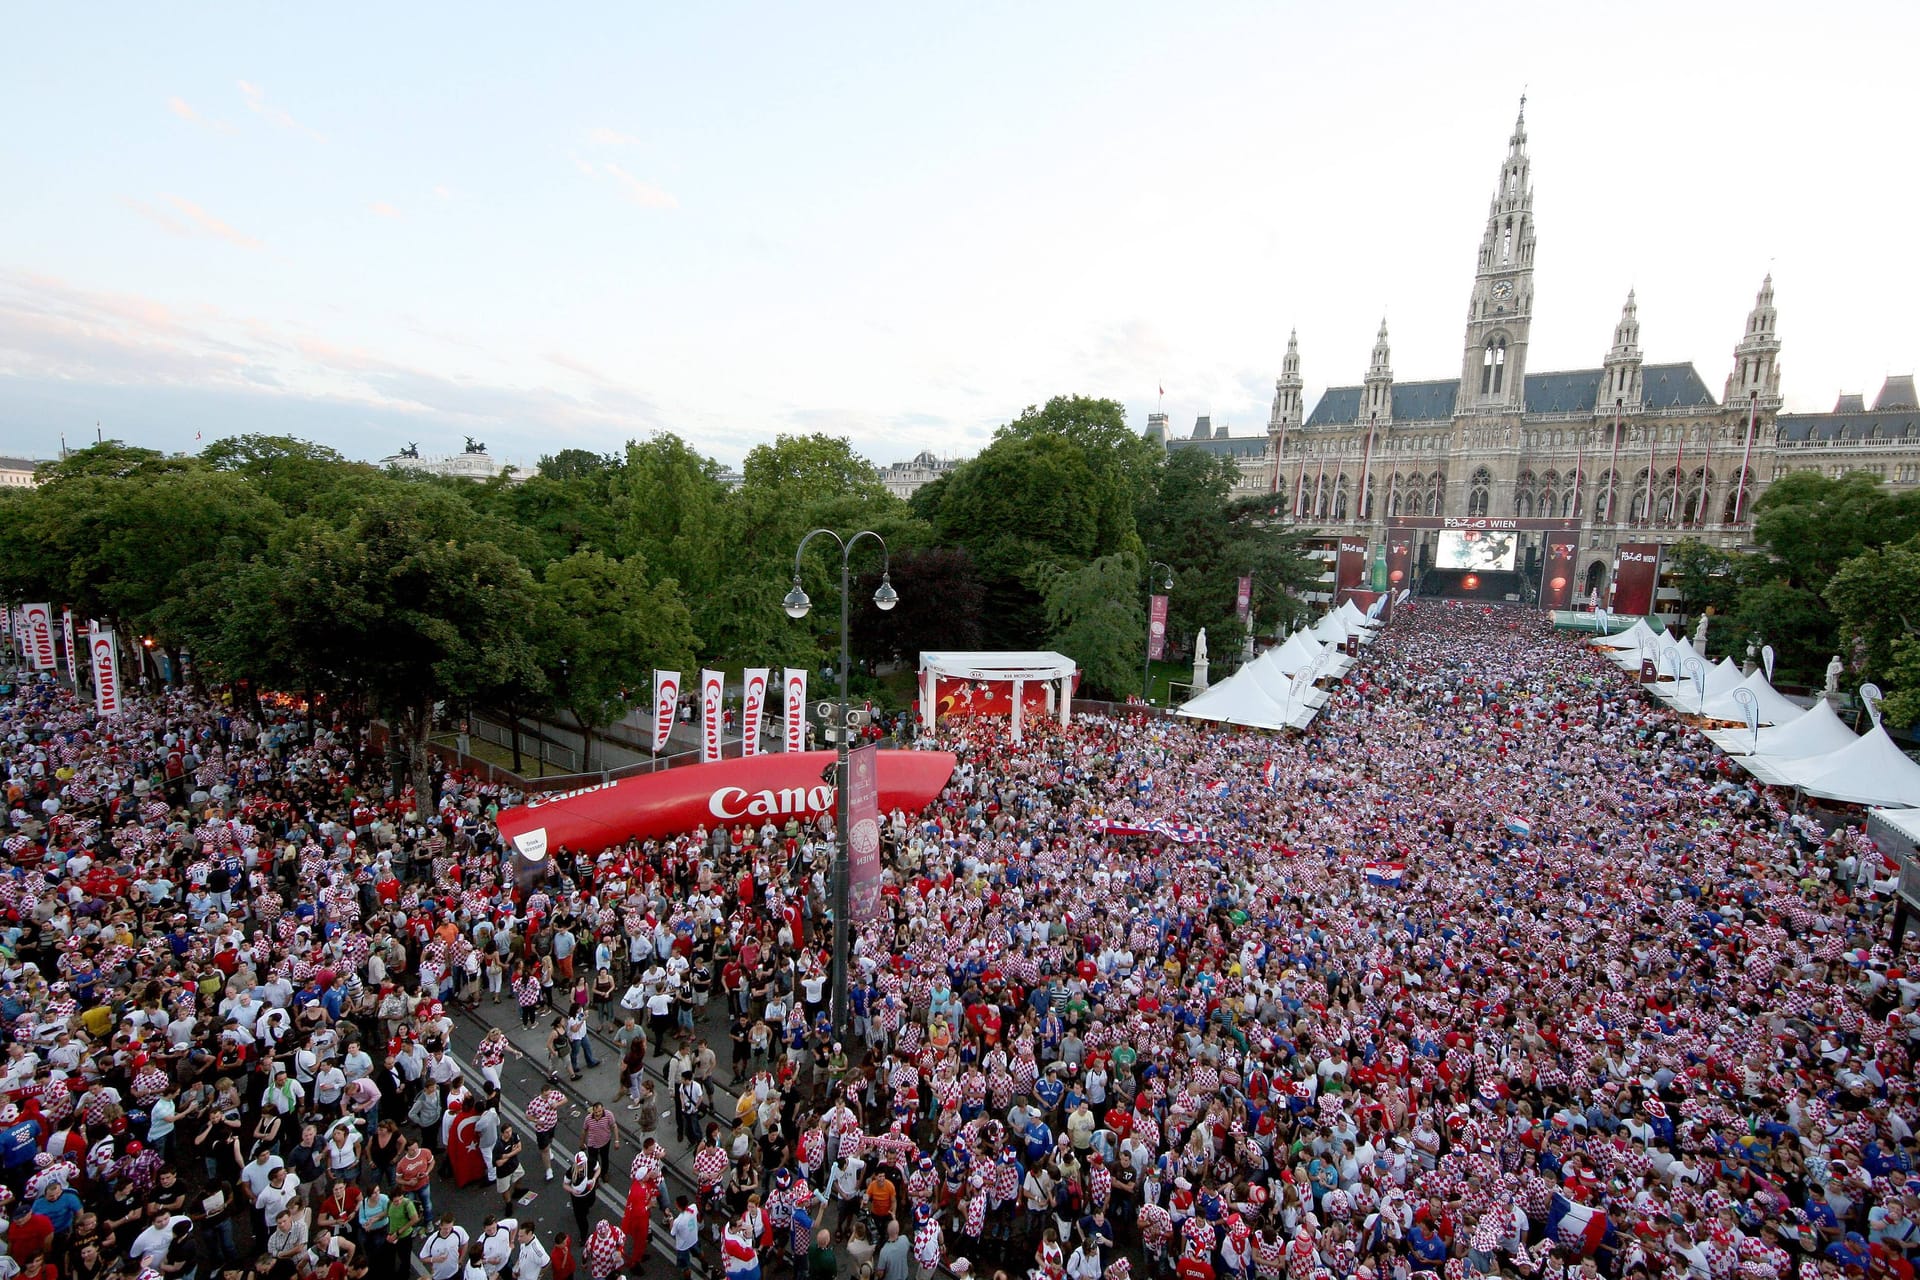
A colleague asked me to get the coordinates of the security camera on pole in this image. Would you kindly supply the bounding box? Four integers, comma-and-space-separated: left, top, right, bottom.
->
781, 529, 898, 1037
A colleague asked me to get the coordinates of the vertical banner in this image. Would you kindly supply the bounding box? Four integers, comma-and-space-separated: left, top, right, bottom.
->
846, 743, 883, 923
1608, 543, 1662, 617
90, 626, 122, 716
1540, 534, 1580, 611
22, 604, 55, 671
783, 668, 809, 753
700, 669, 724, 764
1235, 576, 1252, 623
61, 609, 77, 681
651, 670, 680, 755
1147, 594, 1169, 661
739, 667, 769, 758
1335, 538, 1369, 601
1385, 538, 1413, 593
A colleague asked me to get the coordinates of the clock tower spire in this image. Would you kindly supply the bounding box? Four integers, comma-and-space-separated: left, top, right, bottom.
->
1459, 98, 1536, 413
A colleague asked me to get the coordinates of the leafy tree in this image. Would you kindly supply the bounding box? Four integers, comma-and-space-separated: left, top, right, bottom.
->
536, 550, 697, 768
1662, 538, 1775, 660
201, 435, 373, 519
850, 547, 987, 667
995, 396, 1154, 556
610, 433, 731, 597
1042, 553, 1145, 699
1751, 471, 1920, 589
1826, 534, 1920, 727
1730, 580, 1833, 687
539, 448, 619, 483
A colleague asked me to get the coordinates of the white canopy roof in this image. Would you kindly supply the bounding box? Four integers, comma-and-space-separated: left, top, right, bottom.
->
1734, 699, 1861, 785
1175, 661, 1319, 731
1795, 725, 1920, 808
1246, 649, 1328, 708
1652, 653, 1745, 709
1267, 630, 1348, 678
1875, 808, 1920, 845
1336, 599, 1382, 630
1698, 670, 1805, 731
1591, 619, 1658, 651
918, 651, 1077, 680
1312, 612, 1349, 645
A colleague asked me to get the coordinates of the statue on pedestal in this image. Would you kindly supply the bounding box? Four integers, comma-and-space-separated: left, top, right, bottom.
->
1825, 654, 1845, 698
1192, 628, 1210, 692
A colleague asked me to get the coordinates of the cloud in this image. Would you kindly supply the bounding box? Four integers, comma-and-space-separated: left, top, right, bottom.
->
161, 195, 262, 250
587, 127, 642, 147
168, 96, 236, 134
601, 163, 678, 210
237, 80, 325, 143
370, 201, 402, 219
432, 185, 455, 200
119, 197, 190, 238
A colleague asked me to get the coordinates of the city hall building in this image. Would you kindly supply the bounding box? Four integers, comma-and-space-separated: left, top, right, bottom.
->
1151, 105, 1919, 612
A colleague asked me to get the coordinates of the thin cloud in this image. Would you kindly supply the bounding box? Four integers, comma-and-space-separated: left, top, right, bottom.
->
587, 127, 642, 146
237, 80, 325, 143
168, 96, 237, 134
601, 163, 678, 210
370, 201, 402, 219
162, 195, 263, 250
120, 197, 190, 238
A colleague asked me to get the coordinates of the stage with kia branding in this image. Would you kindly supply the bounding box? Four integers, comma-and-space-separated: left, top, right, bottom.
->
494, 750, 957, 861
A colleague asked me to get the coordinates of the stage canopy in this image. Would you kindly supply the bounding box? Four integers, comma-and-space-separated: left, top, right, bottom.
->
1175, 638, 1332, 732
918, 650, 1078, 743
1788, 725, 1920, 808
1733, 699, 1860, 784
1699, 671, 1807, 738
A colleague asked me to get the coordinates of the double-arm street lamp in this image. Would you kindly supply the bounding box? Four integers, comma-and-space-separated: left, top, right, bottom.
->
781, 528, 897, 1036
1140, 559, 1175, 703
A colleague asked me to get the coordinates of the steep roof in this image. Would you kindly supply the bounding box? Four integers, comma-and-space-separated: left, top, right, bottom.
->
1776, 411, 1920, 443
1873, 375, 1918, 410
1167, 433, 1268, 459
1835, 393, 1868, 413
1302, 362, 1716, 427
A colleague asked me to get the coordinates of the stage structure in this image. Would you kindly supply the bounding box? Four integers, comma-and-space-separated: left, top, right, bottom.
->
918, 651, 1079, 744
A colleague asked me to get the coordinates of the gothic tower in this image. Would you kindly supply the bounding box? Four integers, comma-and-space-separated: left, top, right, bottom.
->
1268, 329, 1305, 435
1459, 99, 1537, 413
1360, 319, 1393, 426
1724, 275, 1783, 408
1597, 290, 1644, 412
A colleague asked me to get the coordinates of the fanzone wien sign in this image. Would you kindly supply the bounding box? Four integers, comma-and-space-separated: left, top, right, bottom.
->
495, 749, 957, 860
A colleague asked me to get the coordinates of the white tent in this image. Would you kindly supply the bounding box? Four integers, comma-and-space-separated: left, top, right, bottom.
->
1245, 649, 1328, 709
1269, 630, 1349, 679
1735, 699, 1861, 785
1698, 670, 1805, 733
1591, 619, 1659, 652
918, 650, 1078, 743
1795, 725, 1920, 808
1652, 653, 1744, 710
1336, 598, 1382, 631
1175, 660, 1319, 731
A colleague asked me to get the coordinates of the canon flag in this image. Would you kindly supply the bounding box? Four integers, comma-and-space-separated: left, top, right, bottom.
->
651, 670, 680, 755
740, 667, 769, 758
700, 669, 724, 764
783, 668, 808, 752
22, 604, 55, 671
90, 625, 122, 717
61, 609, 77, 680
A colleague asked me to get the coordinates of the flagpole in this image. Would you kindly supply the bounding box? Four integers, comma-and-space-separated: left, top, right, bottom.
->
1733, 390, 1758, 526
1697, 424, 1711, 529
1605, 399, 1622, 523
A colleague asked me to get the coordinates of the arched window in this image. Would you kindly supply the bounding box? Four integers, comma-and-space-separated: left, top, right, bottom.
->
1501, 217, 1513, 263
1333, 476, 1350, 520
1629, 469, 1651, 523
1513, 470, 1536, 518
1387, 479, 1403, 518
1481, 338, 1508, 395
1722, 470, 1751, 522
1467, 467, 1492, 517
1564, 470, 1582, 517
1515, 492, 1533, 517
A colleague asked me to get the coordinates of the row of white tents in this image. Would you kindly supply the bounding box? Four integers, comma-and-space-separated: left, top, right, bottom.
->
1591, 621, 1920, 809
1174, 598, 1380, 732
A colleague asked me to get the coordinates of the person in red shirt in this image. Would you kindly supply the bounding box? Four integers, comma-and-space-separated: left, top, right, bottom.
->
1175, 1251, 1216, 1280
549, 1232, 575, 1280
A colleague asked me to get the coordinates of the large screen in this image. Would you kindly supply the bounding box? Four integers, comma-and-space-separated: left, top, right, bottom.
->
1435, 529, 1518, 571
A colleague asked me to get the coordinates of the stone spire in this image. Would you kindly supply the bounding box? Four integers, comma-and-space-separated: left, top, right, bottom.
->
1361, 319, 1393, 426
1724, 274, 1782, 407
1597, 289, 1643, 412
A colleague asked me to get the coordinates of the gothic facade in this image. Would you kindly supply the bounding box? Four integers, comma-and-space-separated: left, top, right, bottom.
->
1158, 105, 1919, 602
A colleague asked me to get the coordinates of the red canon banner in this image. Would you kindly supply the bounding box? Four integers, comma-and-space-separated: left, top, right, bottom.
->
932, 676, 1055, 719
1610, 543, 1663, 617
1540, 533, 1580, 611
495, 750, 956, 860
1335, 538, 1369, 601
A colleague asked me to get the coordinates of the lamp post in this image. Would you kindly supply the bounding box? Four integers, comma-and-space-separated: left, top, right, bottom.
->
1140, 559, 1174, 703
781, 529, 897, 1037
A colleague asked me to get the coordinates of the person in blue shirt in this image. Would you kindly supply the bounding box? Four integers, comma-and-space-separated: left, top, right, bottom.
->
1034, 1068, 1066, 1117
1022, 1109, 1053, 1165
1824, 1232, 1871, 1273
31, 1182, 81, 1238
0, 1107, 41, 1180
1408, 1220, 1449, 1264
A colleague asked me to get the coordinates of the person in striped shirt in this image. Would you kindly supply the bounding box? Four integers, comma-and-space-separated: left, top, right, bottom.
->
526, 1087, 565, 1182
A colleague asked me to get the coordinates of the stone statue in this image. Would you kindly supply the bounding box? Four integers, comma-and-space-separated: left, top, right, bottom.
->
400, 441, 420, 459
1191, 628, 1210, 693
1692, 612, 1709, 652
1825, 654, 1844, 696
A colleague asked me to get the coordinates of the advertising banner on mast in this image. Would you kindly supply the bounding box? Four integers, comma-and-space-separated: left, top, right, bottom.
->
1334, 538, 1369, 603
1609, 543, 1663, 618
1147, 595, 1169, 661
90, 626, 123, 717
61, 609, 77, 681
699, 669, 725, 764
1235, 576, 1252, 623
22, 604, 55, 671
783, 668, 808, 752
739, 667, 769, 758
1540, 534, 1580, 611
651, 670, 680, 755
846, 743, 883, 923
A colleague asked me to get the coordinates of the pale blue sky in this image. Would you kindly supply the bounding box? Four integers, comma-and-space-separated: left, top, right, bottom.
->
3, 3, 1915, 470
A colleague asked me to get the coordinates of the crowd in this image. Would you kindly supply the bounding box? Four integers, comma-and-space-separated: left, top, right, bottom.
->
0, 601, 1913, 1280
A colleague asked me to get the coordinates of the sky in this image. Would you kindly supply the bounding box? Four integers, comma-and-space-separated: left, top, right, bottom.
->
3, 3, 1917, 472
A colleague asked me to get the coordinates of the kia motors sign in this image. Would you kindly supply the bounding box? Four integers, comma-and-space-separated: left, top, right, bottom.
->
22, 603, 55, 671
495, 750, 957, 858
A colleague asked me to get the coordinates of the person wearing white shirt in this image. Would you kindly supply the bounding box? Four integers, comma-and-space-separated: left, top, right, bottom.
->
419, 1218, 470, 1280
479, 1217, 518, 1279
512, 1223, 549, 1280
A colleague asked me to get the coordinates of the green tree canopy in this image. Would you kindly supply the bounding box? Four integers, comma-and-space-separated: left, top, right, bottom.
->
1042, 553, 1145, 699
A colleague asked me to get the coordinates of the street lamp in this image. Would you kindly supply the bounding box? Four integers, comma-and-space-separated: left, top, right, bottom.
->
1141, 559, 1174, 703
782, 528, 896, 1037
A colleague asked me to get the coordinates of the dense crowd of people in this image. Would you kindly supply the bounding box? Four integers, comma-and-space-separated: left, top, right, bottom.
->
0, 602, 1913, 1280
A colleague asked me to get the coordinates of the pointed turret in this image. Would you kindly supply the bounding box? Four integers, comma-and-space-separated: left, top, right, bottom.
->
1724, 274, 1782, 407
1360, 319, 1393, 425
1459, 97, 1536, 412
1268, 329, 1304, 436
1597, 290, 1644, 412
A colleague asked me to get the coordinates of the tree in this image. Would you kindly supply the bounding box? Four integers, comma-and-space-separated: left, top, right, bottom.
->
201, 435, 371, 519
1826, 534, 1920, 727
1751, 470, 1920, 590
1042, 554, 1145, 699
610, 433, 731, 599
850, 547, 987, 667
995, 396, 1155, 556
536, 550, 697, 768
1663, 538, 1775, 660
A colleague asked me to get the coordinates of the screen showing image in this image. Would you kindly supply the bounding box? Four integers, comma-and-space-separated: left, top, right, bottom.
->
1435, 529, 1518, 571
